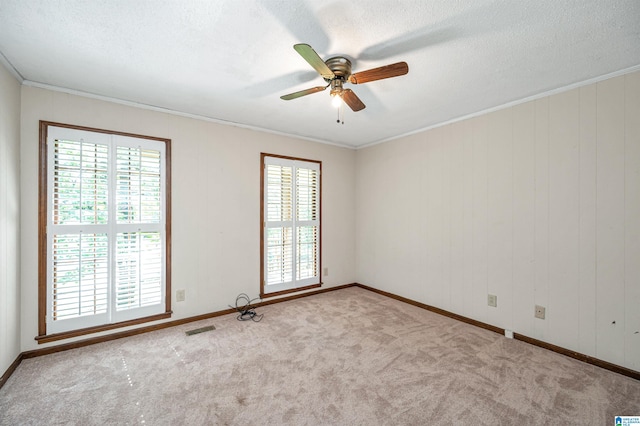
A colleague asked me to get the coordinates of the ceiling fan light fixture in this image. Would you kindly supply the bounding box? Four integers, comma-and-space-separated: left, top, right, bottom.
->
331, 92, 343, 108
330, 79, 344, 107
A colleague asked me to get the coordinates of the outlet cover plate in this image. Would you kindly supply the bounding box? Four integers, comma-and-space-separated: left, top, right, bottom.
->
488, 294, 497, 307
535, 305, 546, 319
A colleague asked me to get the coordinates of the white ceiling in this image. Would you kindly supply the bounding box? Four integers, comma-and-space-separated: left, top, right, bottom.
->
1, 1, 639, 148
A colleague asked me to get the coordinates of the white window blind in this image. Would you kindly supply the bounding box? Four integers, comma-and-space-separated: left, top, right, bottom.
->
46, 126, 167, 333
263, 156, 320, 294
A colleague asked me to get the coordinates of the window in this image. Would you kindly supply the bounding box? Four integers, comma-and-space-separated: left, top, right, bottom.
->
261, 154, 321, 297
38, 122, 171, 341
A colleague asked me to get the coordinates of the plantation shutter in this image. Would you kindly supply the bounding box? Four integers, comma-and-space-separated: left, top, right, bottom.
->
48, 132, 111, 330
265, 162, 294, 286
46, 127, 166, 333
263, 156, 320, 294
295, 166, 319, 281
114, 144, 163, 320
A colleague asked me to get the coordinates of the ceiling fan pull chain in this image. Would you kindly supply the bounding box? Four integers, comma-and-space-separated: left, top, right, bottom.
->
337, 102, 344, 125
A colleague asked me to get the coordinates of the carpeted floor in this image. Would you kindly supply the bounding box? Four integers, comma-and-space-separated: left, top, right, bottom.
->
1, 287, 639, 425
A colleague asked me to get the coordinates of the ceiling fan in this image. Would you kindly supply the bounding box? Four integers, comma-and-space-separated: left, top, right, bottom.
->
280, 43, 409, 112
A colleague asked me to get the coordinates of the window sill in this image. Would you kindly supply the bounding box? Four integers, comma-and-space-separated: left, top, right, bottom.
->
260, 283, 322, 299
35, 311, 172, 344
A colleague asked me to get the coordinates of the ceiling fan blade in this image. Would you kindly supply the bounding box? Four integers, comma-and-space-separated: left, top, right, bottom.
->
293, 44, 335, 80
348, 62, 409, 84
341, 89, 366, 112
280, 86, 327, 100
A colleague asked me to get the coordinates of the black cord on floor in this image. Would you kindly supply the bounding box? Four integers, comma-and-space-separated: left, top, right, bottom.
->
229, 293, 263, 322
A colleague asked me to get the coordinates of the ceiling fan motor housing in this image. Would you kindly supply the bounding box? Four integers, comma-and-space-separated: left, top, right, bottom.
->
324, 57, 352, 82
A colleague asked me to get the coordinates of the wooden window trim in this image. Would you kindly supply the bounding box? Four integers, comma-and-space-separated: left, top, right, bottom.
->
260, 153, 322, 298
37, 121, 172, 342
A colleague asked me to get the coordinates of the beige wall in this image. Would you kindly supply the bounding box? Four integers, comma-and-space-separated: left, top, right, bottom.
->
355, 71, 640, 371
10, 69, 640, 373
0, 62, 21, 375
20, 86, 356, 352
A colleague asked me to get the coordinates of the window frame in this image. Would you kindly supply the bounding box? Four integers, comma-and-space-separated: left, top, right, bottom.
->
260, 153, 322, 298
37, 121, 172, 343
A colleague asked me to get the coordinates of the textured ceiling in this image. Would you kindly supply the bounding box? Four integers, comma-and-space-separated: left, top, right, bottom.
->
1, 0, 639, 148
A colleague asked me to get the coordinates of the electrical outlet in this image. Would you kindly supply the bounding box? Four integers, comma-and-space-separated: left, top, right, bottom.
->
488, 294, 497, 307
176, 289, 185, 302
535, 305, 546, 319
505, 329, 514, 339
323, 267, 329, 277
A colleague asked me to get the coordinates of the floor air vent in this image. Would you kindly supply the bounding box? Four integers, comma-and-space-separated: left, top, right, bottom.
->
185, 325, 216, 336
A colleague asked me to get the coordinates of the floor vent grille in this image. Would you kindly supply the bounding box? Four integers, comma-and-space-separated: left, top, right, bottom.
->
185, 325, 216, 336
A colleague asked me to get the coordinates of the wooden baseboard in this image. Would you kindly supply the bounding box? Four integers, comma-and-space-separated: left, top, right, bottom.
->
5, 282, 636, 387
2, 283, 358, 385
0, 353, 23, 391
513, 333, 640, 381
254, 283, 356, 309
354, 283, 640, 381
354, 283, 505, 335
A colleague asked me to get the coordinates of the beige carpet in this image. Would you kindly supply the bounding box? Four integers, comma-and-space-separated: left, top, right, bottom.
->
1, 287, 639, 425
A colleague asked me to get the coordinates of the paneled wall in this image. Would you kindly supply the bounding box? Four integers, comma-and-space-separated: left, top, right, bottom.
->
20, 86, 356, 352
0, 62, 21, 376
8, 66, 640, 374
355, 71, 640, 371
